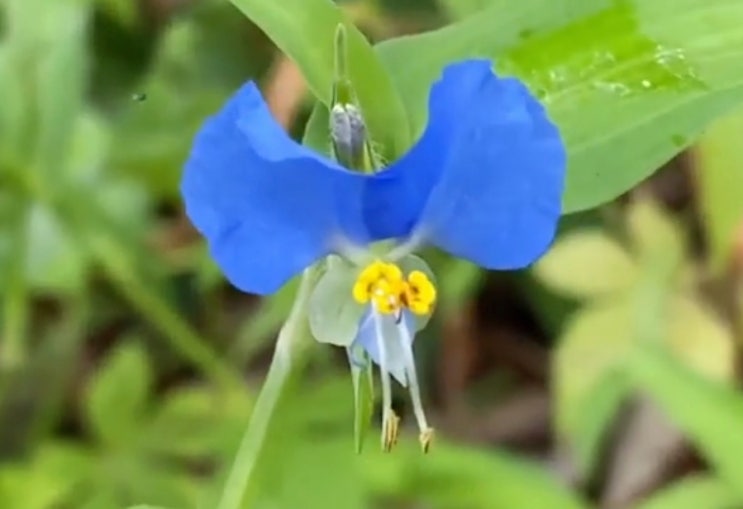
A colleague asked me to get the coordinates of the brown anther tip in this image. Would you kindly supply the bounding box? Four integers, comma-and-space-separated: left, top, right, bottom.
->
419, 428, 434, 454
382, 411, 401, 453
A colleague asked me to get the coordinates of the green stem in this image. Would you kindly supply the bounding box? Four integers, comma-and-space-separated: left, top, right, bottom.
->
87, 229, 240, 390
216, 266, 319, 509
2, 200, 29, 371
48, 186, 240, 390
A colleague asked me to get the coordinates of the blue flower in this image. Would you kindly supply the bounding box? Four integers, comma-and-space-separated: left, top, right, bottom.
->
182, 59, 565, 294
182, 58, 566, 451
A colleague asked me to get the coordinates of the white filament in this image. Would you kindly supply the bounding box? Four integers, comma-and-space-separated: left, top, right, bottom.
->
395, 317, 429, 432
372, 308, 394, 439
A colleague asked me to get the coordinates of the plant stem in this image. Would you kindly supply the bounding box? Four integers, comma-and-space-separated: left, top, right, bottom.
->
87, 228, 240, 390
2, 200, 29, 371
215, 266, 318, 509
50, 187, 240, 390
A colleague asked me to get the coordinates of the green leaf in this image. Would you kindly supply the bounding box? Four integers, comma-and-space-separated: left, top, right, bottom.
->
0, 46, 31, 165
364, 441, 590, 509
627, 344, 743, 499
628, 199, 685, 269
25, 203, 87, 293
123, 462, 203, 509
68, 111, 111, 185
229, 0, 409, 160
125, 506, 172, 509
145, 385, 252, 459
636, 475, 742, 509
376, 0, 743, 212
32, 0, 91, 178
85, 341, 152, 446
554, 299, 633, 437
556, 294, 734, 478
97, 0, 139, 28
437, 0, 498, 20
695, 104, 743, 273
0, 467, 67, 509
535, 230, 637, 299
667, 296, 734, 382
108, 17, 230, 199
568, 370, 629, 478
0, 442, 92, 509
256, 379, 363, 509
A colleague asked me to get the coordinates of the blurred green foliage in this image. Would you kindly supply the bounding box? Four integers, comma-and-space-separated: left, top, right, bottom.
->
2, 0, 743, 508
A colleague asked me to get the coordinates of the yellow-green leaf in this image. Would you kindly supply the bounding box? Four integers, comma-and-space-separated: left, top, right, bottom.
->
695, 105, 743, 273
535, 230, 637, 299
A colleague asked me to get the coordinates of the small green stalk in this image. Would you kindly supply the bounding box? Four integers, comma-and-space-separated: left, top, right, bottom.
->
330, 24, 380, 173
215, 265, 321, 509
2, 198, 29, 371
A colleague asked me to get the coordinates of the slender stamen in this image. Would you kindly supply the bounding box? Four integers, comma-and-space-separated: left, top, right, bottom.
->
372, 307, 398, 451
396, 316, 434, 453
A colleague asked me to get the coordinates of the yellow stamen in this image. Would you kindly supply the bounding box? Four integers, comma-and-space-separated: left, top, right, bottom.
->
419, 427, 434, 453
352, 260, 405, 311
382, 410, 401, 452
355, 261, 438, 453
404, 270, 436, 315
353, 261, 436, 316
371, 279, 404, 314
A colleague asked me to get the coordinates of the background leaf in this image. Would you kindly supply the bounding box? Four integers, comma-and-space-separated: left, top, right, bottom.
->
85, 342, 152, 446
364, 442, 591, 509
6, 1, 743, 508
535, 230, 637, 299
636, 475, 741, 509
376, 0, 743, 212
436, 0, 497, 20
694, 105, 743, 273
627, 345, 743, 499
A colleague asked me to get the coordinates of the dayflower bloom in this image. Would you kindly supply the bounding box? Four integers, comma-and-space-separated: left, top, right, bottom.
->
182, 58, 566, 452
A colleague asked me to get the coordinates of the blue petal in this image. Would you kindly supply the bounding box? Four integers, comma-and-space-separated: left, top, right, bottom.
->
400, 59, 567, 268
181, 82, 369, 294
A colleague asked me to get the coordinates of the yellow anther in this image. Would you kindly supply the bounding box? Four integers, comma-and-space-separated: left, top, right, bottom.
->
352, 260, 386, 304
353, 261, 436, 316
419, 427, 434, 453
370, 278, 405, 314
352, 280, 371, 304
382, 410, 401, 452
379, 262, 403, 282
352, 260, 405, 309
404, 270, 436, 315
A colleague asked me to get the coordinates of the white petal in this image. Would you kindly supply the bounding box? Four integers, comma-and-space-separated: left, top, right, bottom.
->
354, 311, 416, 386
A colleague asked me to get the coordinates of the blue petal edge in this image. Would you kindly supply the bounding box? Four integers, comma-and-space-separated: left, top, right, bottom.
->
400, 59, 567, 269
181, 82, 369, 294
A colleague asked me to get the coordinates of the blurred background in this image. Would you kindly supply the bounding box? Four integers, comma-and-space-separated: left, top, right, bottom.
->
1, 0, 743, 508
